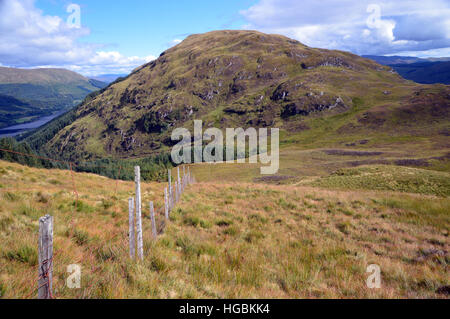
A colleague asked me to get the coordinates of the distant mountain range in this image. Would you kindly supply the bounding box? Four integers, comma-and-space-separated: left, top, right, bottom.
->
0, 67, 107, 129
89, 74, 128, 84
363, 55, 450, 84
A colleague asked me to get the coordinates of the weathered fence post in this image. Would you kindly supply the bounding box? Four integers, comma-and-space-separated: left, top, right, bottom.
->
177, 166, 181, 187
135, 166, 143, 260
168, 169, 172, 211
174, 181, 178, 204
128, 198, 135, 258
175, 181, 178, 202
181, 165, 186, 191
183, 166, 186, 191
150, 202, 157, 239
38, 215, 53, 299
164, 187, 169, 220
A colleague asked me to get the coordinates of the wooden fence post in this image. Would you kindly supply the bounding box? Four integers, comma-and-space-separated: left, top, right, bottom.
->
177, 166, 181, 187
181, 165, 186, 192
174, 181, 178, 204
135, 166, 143, 260
168, 169, 172, 211
175, 181, 178, 202
150, 202, 157, 239
38, 215, 53, 299
164, 187, 169, 220
128, 198, 135, 258
183, 166, 186, 191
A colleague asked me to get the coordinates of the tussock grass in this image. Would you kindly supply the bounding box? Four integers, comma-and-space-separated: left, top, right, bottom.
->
4, 245, 37, 265
0, 160, 448, 299
311, 165, 450, 197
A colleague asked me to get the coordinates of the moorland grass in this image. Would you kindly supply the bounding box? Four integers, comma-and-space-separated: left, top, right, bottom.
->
0, 160, 448, 299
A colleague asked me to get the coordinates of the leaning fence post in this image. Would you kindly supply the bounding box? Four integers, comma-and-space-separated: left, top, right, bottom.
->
150, 202, 157, 239
128, 198, 135, 258
164, 187, 169, 220
38, 215, 53, 299
135, 166, 143, 260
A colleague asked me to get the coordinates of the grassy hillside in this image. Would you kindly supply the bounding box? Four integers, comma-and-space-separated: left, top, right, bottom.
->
24, 30, 448, 163
0, 160, 448, 298
0, 67, 105, 128
308, 165, 450, 196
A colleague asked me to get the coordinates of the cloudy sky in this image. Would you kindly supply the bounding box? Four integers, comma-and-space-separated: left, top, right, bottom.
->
1, 0, 449, 76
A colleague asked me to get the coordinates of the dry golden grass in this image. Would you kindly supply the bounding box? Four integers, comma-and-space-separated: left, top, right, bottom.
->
0, 160, 448, 299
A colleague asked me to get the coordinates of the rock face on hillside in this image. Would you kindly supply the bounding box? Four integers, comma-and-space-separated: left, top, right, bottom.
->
30, 30, 449, 161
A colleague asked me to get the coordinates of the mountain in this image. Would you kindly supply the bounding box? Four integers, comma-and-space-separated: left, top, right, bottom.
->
362, 55, 427, 65
387, 61, 450, 85
24, 30, 449, 162
363, 55, 450, 84
0, 67, 106, 128
426, 57, 450, 62
90, 74, 128, 84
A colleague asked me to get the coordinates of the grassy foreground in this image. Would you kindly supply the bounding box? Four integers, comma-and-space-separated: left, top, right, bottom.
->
0, 160, 448, 298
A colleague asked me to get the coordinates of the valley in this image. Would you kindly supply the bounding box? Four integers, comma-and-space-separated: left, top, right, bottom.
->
0, 67, 106, 130
0, 109, 67, 138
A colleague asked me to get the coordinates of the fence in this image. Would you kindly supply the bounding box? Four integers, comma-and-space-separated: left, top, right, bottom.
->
0, 147, 195, 299
34, 164, 195, 298
128, 165, 195, 261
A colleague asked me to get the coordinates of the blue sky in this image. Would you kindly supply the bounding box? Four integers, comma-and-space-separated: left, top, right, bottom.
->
1, 0, 449, 76
35, 0, 256, 58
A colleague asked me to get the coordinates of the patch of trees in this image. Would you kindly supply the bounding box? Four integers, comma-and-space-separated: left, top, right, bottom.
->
0, 137, 57, 169
18, 109, 77, 150
0, 137, 173, 182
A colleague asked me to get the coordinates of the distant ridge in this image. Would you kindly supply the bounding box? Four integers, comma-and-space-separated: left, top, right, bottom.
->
90, 74, 128, 84
363, 55, 450, 84
0, 67, 106, 129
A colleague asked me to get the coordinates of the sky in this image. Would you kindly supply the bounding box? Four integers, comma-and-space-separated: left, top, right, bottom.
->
0, 0, 449, 76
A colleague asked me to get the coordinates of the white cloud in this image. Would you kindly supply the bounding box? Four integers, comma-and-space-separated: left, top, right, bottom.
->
240, 0, 450, 56
171, 39, 183, 45
0, 0, 155, 76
